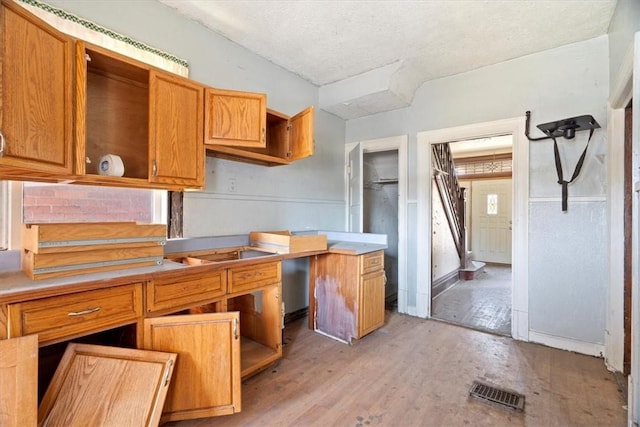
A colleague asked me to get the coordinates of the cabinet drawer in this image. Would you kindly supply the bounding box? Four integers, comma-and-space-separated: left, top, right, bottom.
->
361, 251, 384, 275
228, 261, 281, 294
147, 270, 226, 314
8, 284, 143, 346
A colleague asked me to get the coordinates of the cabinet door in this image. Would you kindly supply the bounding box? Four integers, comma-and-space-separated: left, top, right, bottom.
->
358, 269, 386, 337
287, 106, 314, 161
149, 71, 204, 188
143, 312, 241, 423
38, 343, 176, 427
0, 0, 73, 174
0, 335, 38, 427
204, 88, 266, 148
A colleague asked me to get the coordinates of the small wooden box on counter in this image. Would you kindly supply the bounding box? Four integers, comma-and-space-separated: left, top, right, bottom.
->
21, 222, 166, 280
249, 231, 327, 254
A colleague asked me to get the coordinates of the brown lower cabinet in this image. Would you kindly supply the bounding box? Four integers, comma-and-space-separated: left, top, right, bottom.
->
309, 250, 386, 344
3, 258, 283, 424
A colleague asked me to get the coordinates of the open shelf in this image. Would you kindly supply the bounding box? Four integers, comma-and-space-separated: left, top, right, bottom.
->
240, 337, 280, 378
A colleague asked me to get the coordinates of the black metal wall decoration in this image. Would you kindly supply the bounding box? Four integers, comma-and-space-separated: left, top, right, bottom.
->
525, 111, 600, 212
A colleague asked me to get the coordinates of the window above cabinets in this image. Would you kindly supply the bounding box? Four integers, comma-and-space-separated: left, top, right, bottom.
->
1, 182, 167, 251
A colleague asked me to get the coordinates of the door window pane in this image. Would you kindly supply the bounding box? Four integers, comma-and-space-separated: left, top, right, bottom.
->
487, 193, 498, 215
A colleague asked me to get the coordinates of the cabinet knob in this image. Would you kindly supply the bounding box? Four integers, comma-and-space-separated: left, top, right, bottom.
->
152, 159, 157, 177
162, 359, 173, 387
233, 317, 239, 340
0, 130, 5, 157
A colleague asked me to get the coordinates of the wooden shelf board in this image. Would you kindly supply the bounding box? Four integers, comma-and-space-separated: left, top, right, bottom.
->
206, 146, 290, 167
240, 337, 279, 378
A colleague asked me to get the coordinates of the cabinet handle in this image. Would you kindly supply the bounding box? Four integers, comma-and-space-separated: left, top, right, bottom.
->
0, 129, 5, 157
262, 127, 265, 143
162, 359, 173, 387
152, 160, 157, 177
68, 307, 101, 317
233, 317, 239, 340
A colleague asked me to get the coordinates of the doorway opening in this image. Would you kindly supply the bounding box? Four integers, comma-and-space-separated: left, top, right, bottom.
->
347, 136, 407, 314
417, 117, 528, 340
363, 150, 399, 310
430, 136, 513, 336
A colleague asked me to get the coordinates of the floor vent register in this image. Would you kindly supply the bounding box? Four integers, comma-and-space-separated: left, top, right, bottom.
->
469, 380, 525, 412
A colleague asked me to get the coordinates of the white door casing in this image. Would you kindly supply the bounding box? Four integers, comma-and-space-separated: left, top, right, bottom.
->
417, 117, 529, 341
348, 143, 363, 233
345, 136, 408, 314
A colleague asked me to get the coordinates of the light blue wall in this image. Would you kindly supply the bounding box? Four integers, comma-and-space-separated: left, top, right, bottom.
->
347, 36, 610, 348
44, 0, 346, 238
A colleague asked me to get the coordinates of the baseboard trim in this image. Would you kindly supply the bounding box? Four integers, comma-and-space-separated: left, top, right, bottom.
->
284, 307, 309, 325
529, 331, 605, 358
432, 269, 459, 299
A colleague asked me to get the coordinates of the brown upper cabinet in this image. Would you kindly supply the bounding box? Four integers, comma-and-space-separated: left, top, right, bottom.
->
0, 0, 74, 176
76, 42, 205, 189
205, 88, 315, 166
0, 0, 204, 190
0, 0, 314, 189
205, 88, 267, 148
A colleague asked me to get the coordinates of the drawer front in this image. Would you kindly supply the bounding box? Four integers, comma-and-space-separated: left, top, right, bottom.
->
361, 250, 384, 275
147, 270, 226, 313
8, 284, 143, 345
228, 261, 281, 294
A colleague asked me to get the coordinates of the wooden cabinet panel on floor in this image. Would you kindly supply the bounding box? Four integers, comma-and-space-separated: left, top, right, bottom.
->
0, 335, 38, 427
38, 343, 176, 427
309, 250, 385, 343
0, 0, 73, 175
143, 313, 241, 423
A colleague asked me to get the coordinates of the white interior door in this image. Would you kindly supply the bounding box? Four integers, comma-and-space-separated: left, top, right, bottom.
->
348, 143, 363, 232
471, 179, 512, 264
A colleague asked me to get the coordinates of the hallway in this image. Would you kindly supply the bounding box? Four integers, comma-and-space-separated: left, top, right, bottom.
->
432, 263, 512, 336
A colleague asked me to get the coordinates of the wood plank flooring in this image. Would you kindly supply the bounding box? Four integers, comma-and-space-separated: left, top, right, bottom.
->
167, 311, 626, 427
432, 263, 512, 336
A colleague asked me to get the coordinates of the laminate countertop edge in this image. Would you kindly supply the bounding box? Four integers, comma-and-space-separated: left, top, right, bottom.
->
0, 240, 386, 304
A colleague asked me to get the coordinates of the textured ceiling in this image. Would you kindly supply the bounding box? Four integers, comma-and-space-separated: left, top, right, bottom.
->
158, 0, 618, 119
